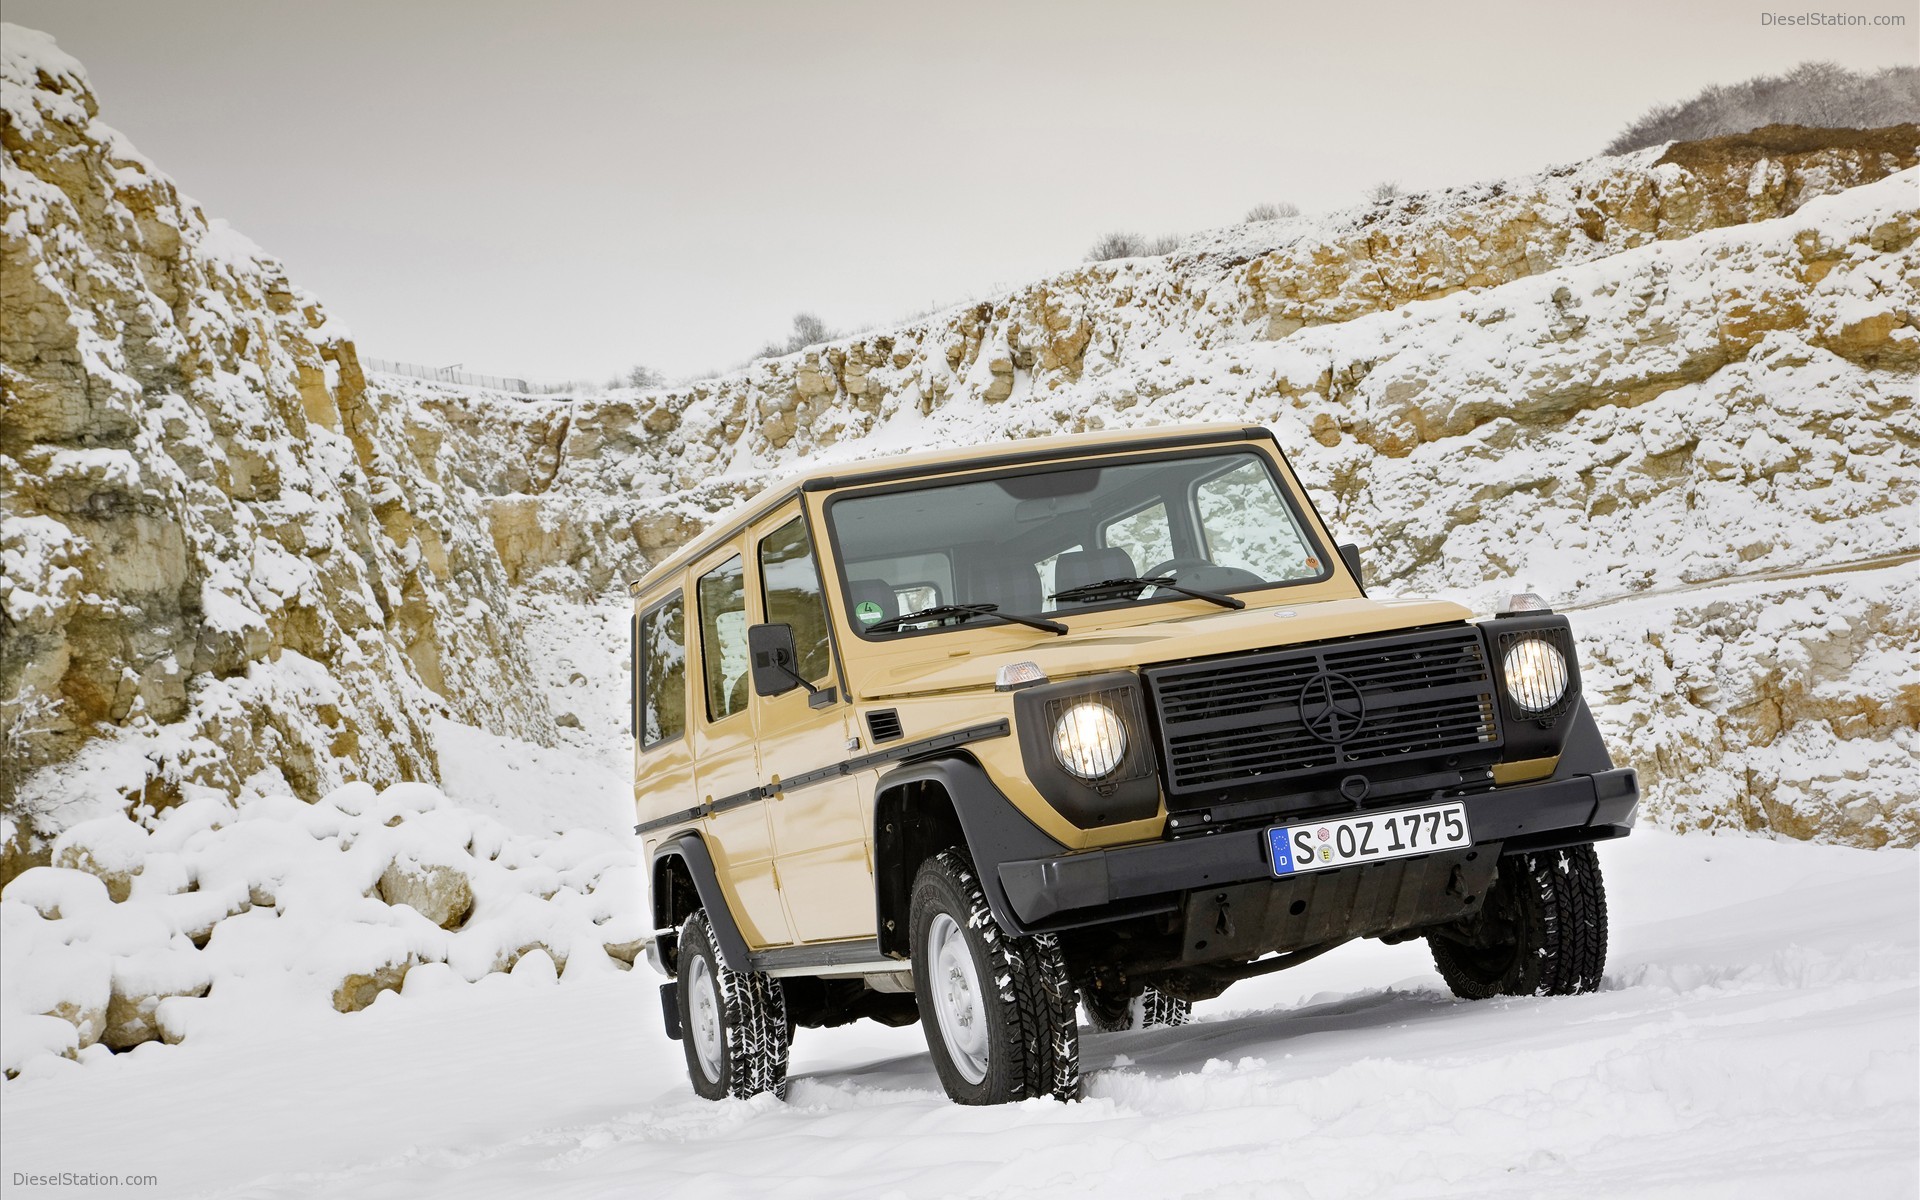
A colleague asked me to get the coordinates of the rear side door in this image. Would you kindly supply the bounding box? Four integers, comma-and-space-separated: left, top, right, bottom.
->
751, 504, 874, 944
633, 585, 697, 835
687, 543, 792, 948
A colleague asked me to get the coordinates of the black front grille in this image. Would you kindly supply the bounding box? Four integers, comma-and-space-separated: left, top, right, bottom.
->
1144, 625, 1502, 799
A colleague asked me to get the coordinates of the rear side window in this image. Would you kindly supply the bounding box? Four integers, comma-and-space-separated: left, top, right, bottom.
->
637, 594, 687, 749
758, 516, 833, 685
697, 556, 750, 722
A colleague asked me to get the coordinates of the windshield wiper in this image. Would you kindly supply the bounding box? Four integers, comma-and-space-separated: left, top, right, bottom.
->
865, 602, 1068, 635
1050, 576, 1245, 611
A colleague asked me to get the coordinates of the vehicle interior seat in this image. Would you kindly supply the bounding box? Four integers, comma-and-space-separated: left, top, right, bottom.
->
964, 557, 1045, 614
1051, 548, 1137, 601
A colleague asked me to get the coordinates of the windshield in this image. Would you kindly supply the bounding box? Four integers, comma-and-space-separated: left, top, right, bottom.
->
827, 448, 1328, 635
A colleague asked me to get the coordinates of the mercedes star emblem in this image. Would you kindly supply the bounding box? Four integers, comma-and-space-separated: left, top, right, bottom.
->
1298, 669, 1367, 744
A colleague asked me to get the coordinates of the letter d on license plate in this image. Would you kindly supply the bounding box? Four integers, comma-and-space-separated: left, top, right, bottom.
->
1268, 801, 1471, 876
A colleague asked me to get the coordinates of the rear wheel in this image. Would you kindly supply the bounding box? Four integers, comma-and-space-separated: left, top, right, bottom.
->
1429, 844, 1608, 999
1081, 985, 1191, 1033
676, 910, 790, 1100
910, 850, 1079, 1105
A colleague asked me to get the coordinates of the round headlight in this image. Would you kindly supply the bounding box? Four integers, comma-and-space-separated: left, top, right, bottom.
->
1503, 638, 1570, 713
1052, 701, 1128, 780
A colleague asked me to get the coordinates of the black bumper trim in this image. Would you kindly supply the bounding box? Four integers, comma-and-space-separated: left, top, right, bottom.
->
998, 767, 1639, 925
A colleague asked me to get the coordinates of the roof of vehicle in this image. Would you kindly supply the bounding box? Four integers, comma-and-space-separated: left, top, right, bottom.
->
627, 421, 1273, 597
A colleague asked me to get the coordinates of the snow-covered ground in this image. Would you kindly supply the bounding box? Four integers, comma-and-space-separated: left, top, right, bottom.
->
3, 827, 1913, 1200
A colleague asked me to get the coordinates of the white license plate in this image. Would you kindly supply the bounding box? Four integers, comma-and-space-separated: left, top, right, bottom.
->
1267, 801, 1471, 876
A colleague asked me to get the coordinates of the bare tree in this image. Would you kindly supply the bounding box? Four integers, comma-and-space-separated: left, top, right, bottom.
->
789, 313, 830, 349
1366, 181, 1403, 203
1606, 62, 1919, 154
623, 365, 664, 389
757, 312, 838, 360
1086, 231, 1149, 261
1244, 201, 1301, 222
1146, 234, 1182, 255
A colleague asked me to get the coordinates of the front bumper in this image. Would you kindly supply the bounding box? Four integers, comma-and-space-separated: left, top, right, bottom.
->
997, 766, 1639, 926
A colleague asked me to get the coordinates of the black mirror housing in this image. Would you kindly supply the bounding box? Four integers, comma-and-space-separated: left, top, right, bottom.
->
1338, 542, 1366, 594
748, 623, 802, 697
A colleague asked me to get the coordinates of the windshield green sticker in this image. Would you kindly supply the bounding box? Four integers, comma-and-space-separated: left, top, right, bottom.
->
855, 600, 886, 625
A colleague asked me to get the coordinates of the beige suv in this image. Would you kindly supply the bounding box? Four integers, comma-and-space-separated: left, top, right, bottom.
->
632, 423, 1637, 1105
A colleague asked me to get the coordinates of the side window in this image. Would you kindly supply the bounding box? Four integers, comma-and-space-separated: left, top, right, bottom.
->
697, 556, 750, 722
637, 594, 687, 749
1195, 461, 1317, 580
1101, 502, 1174, 573
758, 516, 833, 685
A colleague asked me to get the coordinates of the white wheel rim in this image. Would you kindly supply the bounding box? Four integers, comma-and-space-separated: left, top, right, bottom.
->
688, 953, 724, 1081
928, 912, 989, 1084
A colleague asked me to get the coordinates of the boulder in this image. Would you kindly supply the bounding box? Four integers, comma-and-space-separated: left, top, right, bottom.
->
377, 856, 474, 930
103, 949, 213, 1049
332, 960, 411, 1013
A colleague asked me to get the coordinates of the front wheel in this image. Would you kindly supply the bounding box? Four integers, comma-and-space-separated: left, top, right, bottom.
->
676, 910, 790, 1100
910, 850, 1079, 1105
1428, 844, 1608, 999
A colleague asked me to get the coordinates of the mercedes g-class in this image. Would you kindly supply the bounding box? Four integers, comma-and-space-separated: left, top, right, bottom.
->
631, 423, 1637, 1105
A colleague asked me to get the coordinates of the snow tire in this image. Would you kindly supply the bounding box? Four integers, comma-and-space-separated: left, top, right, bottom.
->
910, 850, 1080, 1105
1429, 844, 1608, 1000
1080, 986, 1192, 1033
676, 909, 791, 1101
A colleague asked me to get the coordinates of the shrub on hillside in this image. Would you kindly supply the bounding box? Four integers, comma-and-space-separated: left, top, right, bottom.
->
1607, 62, 1919, 154
1244, 201, 1301, 222
1087, 231, 1184, 261
759, 312, 835, 359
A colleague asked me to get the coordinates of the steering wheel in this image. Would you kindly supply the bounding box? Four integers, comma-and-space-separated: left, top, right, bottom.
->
1142, 557, 1214, 580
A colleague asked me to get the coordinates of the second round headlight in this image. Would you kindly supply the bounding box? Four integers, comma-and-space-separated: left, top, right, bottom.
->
1052, 701, 1128, 780
1502, 638, 1570, 713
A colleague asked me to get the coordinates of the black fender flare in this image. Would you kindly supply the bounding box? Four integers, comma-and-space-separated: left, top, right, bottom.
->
871, 756, 1066, 949
651, 833, 752, 971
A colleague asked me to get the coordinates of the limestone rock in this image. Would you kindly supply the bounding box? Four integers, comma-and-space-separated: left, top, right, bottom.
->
332, 960, 411, 1013
103, 949, 212, 1050
376, 856, 474, 930
2, 27, 556, 880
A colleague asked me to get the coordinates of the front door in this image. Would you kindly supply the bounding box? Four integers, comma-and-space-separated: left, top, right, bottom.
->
751, 504, 875, 944
688, 544, 791, 949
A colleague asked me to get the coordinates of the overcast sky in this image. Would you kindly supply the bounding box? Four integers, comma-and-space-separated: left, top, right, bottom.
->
8, 1, 1914, 383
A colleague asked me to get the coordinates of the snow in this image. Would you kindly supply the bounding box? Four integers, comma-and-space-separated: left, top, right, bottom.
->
1, 828, 1912, 1198
1, 777, 644, 1079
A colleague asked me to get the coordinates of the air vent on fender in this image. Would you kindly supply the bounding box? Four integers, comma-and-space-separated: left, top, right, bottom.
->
866, 709, 904, 743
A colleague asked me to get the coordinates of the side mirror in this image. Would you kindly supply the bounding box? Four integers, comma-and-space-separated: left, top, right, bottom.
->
1338, 543, 1366, 594
748, 623, 804, 697
748, 623, 835, 707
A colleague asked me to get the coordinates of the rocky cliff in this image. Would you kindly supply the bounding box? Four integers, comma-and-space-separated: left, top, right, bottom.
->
3, 22, 1916, 876
1, 28, 555, 877
426, 128, 1919, 847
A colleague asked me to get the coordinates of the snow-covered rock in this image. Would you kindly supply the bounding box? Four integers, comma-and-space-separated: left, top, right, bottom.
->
1, 23, 557, 868
0, 779, 637, 1075
376, 856, 475, 931
426, 146, 1918, 847
5, 22, 1913, 865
